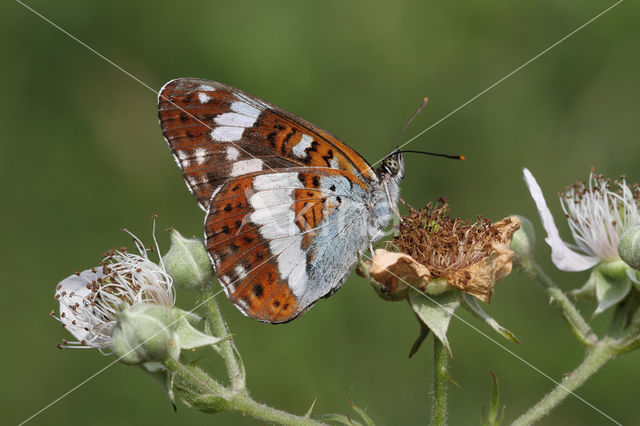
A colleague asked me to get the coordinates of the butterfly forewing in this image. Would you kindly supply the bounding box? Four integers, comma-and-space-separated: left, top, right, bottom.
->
158, 78, 377, 211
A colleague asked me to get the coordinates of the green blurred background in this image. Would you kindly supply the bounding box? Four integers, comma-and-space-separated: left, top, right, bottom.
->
3, 0, 640, 424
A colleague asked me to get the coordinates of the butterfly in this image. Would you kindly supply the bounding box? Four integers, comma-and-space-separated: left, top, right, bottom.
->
158, 78, 404, 323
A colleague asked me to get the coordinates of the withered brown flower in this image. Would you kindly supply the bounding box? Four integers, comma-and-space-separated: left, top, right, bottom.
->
360, 201, 520, 303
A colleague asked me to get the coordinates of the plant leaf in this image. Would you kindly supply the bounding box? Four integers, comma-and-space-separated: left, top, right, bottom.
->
461, 294, 520, 344
348, 397, 375, 426
408, 288, 460, 355
480, 371, 504, 426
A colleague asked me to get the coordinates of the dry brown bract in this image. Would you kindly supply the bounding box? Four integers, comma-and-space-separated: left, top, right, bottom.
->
360, 201, 521, 302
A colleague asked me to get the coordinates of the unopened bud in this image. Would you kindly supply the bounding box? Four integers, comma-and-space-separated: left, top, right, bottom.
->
619, 225, 640, 271
510, 215, 535, 260
164, 229, 213, 291
111, 303, 179, 365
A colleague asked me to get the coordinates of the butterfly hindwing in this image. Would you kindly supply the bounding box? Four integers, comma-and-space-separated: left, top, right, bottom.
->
204, 167, 371, 323
158, 78, 377, 211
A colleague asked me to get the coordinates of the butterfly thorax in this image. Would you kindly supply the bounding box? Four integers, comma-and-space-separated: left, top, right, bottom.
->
368, 152, 404, 241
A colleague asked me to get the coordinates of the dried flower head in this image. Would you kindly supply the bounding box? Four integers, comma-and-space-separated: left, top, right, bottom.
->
53, 232, 175, 351
361, 200, 520, 302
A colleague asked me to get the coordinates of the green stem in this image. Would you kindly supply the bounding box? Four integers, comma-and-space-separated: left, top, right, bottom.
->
432, 338, 448, 426
165, 357, 225, 395
511, 341, 616, 426
166, 357, 325, 426
229, 393, 325, 426
201, 285, 244, 390
521, 259, 597, 347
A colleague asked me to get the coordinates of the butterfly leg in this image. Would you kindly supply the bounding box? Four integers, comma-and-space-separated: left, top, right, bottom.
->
384, 181, 402, 220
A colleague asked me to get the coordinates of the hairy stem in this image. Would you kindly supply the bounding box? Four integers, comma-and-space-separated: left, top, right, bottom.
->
511, 341, 616, 426
432, 338, 448, 426
521, 259, 597, 347
165, 357, 325, 425
201, 284, 244, 390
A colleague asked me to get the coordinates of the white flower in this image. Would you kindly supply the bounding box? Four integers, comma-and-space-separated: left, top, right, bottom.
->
523, 168, 640, 271
53, 232, 175, 351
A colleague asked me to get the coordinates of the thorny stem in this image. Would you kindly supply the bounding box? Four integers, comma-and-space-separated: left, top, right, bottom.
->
165, 358, 325, 426
201, 284, 244, 390
520, 259, 598, 347
511, 340, 616, 426
432, 338, 448, 426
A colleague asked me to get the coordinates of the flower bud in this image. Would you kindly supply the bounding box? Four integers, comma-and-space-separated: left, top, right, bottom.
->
618, 225, 640, 271
164, 229, 213, 291
510, 215, 535, 260
111, 303, 180, 365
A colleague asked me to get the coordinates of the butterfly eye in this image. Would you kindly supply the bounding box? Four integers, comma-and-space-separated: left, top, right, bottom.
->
383, 157, 400, 175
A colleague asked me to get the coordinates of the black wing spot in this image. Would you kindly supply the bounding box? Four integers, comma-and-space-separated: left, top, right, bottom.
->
180, 113, 188, 122
330, 185, 336, 191
282, 128, 297, 154
322, 149, 335, 167
312, 176, 320, 188
222, 225, 230, 234
252, 284, 264, 297
267, 131, 277, 148
336, 196, 342, 203
224, 204, 233, 212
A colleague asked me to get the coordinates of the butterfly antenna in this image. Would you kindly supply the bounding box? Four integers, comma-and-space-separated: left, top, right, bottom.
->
391, 97, 429, 151
398, 150, 465, 161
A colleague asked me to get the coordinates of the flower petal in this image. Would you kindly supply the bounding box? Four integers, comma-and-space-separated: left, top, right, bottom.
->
357, 249, 430, 300
56, 269, 104, 343
523, 168, 599, 271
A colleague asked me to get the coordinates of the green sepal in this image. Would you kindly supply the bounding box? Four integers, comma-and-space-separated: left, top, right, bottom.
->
592, 267, 632, 316
408, 288, 460, 356
174, 308, 227, 350
408, 319, 430, 358
461, 294, 520, 344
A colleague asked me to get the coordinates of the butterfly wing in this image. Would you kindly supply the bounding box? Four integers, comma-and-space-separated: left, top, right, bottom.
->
158, 78, 378, 211
158, 78, 389, 322
205, 167, 374, 323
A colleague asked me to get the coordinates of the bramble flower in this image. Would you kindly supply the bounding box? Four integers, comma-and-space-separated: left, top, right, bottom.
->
358, 201, 520, 355
523, 168, 640, 314
53, 232, 175, 351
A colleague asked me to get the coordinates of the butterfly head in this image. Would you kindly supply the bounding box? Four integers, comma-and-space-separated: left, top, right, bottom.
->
377, 151, 405, 182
